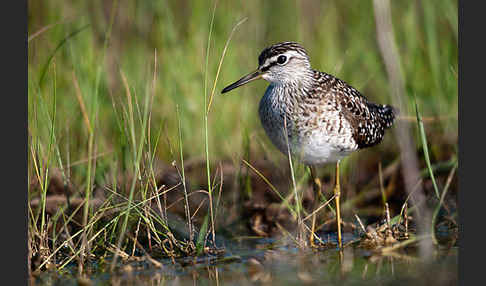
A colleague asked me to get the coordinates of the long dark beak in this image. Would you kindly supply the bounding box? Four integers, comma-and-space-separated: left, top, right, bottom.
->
221, 69, 262, 94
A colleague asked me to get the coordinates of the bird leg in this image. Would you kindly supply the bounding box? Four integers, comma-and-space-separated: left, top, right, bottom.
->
309, 166, 322, 248
334, 160, 343, 248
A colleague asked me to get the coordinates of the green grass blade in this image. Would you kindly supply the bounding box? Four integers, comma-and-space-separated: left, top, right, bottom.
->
38, 24, 90, 87
415, 99, 440, 199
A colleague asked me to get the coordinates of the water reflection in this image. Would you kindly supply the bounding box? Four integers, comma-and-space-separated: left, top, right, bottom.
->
37, 238, 458, 285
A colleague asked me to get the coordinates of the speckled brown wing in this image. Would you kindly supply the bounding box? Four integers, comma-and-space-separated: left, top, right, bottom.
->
311, 71, 395, 149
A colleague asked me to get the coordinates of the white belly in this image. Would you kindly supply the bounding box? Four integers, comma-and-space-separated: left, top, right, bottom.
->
258, 85, 357, 166
295, 132, 354, 165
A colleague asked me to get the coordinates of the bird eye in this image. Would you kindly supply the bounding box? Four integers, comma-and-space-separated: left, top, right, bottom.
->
276, 55, 287, 65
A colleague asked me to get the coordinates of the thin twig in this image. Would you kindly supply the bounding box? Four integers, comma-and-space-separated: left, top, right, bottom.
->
207, 17, 248, 114
303, 194, 336, 222
72, 71, 92, 133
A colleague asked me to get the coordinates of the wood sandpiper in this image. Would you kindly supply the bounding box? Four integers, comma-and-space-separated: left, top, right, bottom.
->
221, 41, 396, 248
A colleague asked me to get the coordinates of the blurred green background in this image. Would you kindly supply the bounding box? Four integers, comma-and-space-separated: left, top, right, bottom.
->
28, 0, 457, 192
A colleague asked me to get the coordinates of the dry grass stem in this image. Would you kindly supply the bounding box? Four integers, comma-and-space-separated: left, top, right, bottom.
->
373, 0, 432, 258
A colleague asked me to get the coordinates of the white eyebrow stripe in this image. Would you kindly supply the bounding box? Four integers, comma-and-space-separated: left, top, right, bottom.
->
261, 50, 305, 68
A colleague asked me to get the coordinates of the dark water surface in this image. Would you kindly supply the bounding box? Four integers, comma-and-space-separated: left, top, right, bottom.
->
36, 235, 458, 286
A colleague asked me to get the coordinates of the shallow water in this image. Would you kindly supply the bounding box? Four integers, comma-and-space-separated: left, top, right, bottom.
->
36, 234, 458, 286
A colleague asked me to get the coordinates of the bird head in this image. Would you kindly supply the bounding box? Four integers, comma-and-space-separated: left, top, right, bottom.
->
221, 42, 311, 94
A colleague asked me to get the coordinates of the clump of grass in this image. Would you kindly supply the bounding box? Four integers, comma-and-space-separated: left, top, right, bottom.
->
197, 2, 248, 253
28, 1, 255, 276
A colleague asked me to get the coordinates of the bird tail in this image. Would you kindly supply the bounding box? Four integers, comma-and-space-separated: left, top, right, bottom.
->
380, 104, 396, 129
369, 103, 396, 129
